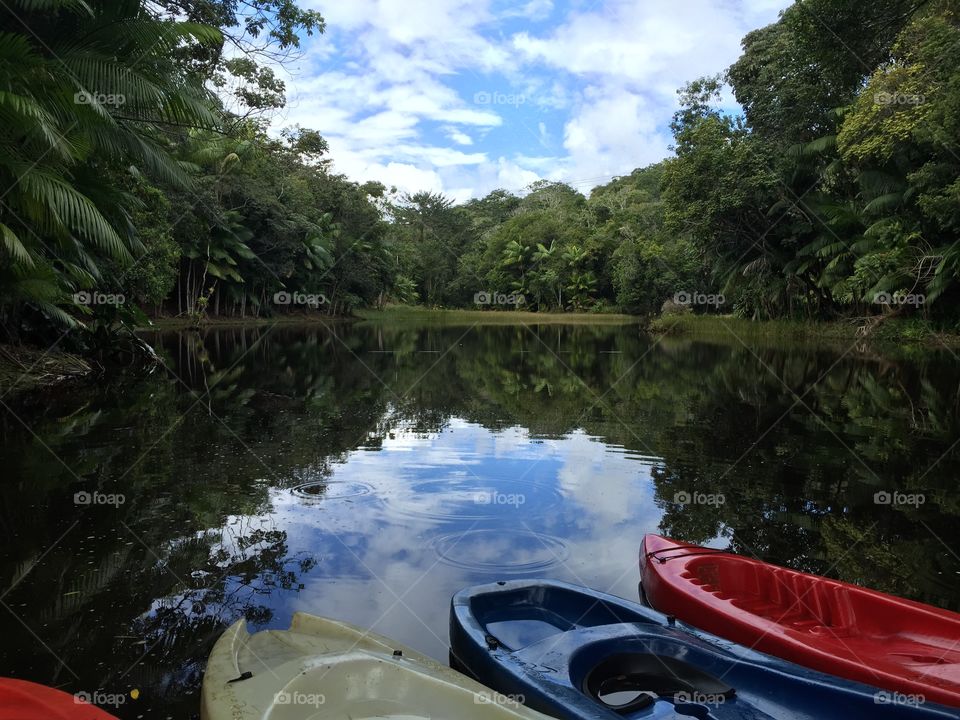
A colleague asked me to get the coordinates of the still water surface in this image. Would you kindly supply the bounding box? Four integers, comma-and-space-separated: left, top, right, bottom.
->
1, 320, 959, 718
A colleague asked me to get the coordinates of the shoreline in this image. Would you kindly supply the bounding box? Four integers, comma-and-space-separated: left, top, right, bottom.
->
136, 307, 641, 331
0, 345, 94, 395
648, 314, 960, 348
354, 307, 639, 326
6, 310, 960, 396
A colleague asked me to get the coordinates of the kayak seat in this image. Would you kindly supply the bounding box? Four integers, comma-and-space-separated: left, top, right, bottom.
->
686, 591, 854, 644
486, 619, 565, 650
582, 653, 736, 714
471, 585, 655, 652
683, 557, 863, 639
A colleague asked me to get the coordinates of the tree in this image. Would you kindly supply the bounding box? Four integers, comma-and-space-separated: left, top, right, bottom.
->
0, 0, 221, 341
155, 0, 325, 116
391, 192, 471, 306
728, 0, 918, 145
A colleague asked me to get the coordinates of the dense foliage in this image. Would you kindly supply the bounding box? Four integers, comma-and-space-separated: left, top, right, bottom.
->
2, 0, 960, 356
388, 175, 700, 313
0, 0, 392, 354
665, 0, 960, 322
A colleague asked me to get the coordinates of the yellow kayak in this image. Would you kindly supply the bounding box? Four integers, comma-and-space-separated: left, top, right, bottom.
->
201, 612, 554, 719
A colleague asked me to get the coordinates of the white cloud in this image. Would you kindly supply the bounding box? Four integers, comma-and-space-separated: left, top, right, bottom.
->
328, 155, 445, 194
561, 85, 673, 180
445, 127, 474, 145
511, 1, 766, 95
498, 0, 554, 21
278, 0, 791, 198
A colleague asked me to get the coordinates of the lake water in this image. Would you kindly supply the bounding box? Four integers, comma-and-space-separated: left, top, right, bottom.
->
1, 319, 959, 718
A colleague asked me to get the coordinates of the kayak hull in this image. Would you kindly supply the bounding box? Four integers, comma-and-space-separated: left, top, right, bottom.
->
0, 678, 119, 720
451, 578, 960, 720
640, 534, 960, 709
201, 612, 556, 720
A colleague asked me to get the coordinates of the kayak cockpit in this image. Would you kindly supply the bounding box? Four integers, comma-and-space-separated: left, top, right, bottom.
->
466, 582, 660, 652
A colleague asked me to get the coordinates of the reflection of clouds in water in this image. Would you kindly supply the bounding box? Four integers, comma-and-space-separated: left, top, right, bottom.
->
327, 422, 566, 521
210, 419, 668, 661
555, 430, 659, 528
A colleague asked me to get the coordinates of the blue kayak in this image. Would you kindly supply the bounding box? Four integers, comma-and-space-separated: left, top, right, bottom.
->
450, 579, 960, 720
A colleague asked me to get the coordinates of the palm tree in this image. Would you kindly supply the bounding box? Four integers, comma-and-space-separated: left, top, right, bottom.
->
562, 244, 593, 309
0, 0, 222, 335
500, 239, 532, 297
532, 240, 559, 307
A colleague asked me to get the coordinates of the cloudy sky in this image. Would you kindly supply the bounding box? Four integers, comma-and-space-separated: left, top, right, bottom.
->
272, 0, 792, 201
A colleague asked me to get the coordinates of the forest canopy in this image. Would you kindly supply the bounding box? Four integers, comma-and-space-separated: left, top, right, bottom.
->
1, 0, 959, 355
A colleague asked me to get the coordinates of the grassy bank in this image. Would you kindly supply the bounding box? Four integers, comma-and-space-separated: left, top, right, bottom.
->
138, 308, 639, 332
648, 314, 960, 347
355, 306, 639, 326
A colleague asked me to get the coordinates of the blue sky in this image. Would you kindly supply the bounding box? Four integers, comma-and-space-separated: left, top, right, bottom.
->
272, 0, 792, 201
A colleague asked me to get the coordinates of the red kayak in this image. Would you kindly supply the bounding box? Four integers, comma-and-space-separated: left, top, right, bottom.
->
640, 534, 960, 708
0, 678, 120, 720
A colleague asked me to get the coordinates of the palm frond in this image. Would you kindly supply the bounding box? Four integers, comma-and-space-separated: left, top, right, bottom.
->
0, 222, 33, 266
20, 170, 128, 259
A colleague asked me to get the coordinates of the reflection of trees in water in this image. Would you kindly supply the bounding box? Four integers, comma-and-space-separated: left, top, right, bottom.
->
2, 322, 959, 713
114, 518, 316, 704
649, 346, 960, 608
0, 361, 323, 712
147, 324, 960, 609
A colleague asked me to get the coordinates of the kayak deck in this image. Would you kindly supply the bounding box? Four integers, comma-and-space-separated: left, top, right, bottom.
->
641, 534, 960, 706
451, 578, 960, 720
201, 612, 555, 720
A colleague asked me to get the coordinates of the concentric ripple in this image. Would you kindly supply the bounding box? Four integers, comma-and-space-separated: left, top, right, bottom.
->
430, 528, 570, 573
291, 480, 373, 500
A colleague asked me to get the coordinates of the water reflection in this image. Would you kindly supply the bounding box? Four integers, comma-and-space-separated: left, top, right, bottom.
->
1, 321, 958, 718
